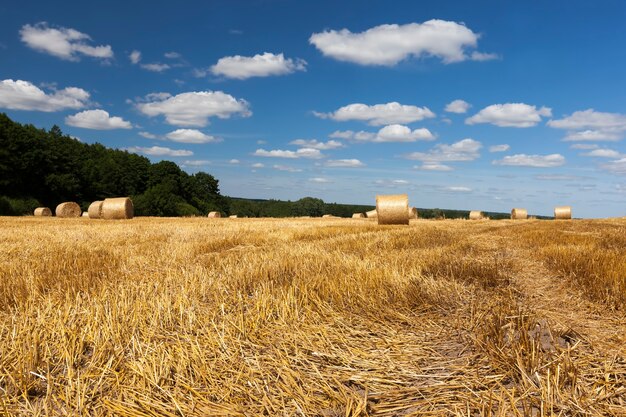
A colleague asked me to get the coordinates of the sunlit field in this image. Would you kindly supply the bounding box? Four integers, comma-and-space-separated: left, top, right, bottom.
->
0, 217, 625, 416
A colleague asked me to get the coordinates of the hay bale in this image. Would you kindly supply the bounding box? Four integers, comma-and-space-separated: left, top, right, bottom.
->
81, 212, 89, 217
469, 210, 484, 220
408, 207, 418, 219
511, 208, 528, 220
208, 211, 221, 218
365, 209, 378, 218
554, 206, 572, 220
376, 194, 409, 225
229, 215, 238, 218
352, 213, 365, 218
55, 202, 81, 218
88, 201, 103, 219
101, 197, 134, 220
33, 207, 51, 217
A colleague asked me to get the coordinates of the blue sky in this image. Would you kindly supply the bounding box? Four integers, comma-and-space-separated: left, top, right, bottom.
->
1, 0, 625, 217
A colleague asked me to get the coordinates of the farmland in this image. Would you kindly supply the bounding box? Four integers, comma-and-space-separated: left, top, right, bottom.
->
0, 217, 625, 416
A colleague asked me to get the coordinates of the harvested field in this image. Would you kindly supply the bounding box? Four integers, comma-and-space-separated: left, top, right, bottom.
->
0, 217, 625, 416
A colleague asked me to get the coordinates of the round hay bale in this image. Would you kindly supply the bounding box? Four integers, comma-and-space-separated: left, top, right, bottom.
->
55, 202, 81, 218
229, 215, 238, 218
352, 213, 365, 218
511, 208, 528, 220
408, 207, 418, 219
101, 197, 134, 220
208, 211, 221, 218
33, 207, 51, 217
365, 209, 378, 218
322, 214, 334, 218
469, 210, 484, 220
81, 212, 89, 217
554, 206, 572, 220
376, 194, 409, 225
88, 201, 103, 219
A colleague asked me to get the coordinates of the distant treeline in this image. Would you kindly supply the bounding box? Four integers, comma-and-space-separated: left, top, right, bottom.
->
1, 113, 522, 219
0, 113, 228, 216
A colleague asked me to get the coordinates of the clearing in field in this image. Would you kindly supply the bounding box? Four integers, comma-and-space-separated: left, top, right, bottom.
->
0, 217, 625, 416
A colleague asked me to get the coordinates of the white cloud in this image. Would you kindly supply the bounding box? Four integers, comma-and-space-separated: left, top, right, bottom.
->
582, 149, 621, 158
273, 164, 303, 172
164, 51, 181, 59
251, 163, 265, 168
65, 109, 132, 130
405, 138, 482, 162
309, 20, 495, 66
182, 160, 210, 166
137, 91, 251, 127
310, 177, 332, 183
445, 99, 470, 114
210, 52, 306, 79
20, 22, 113, 61
325, 159, 365, 167
489, 144, 510, 152
570, 143, 599, 150
493, 154, 565, 168
141, 63, 170, 72
601, 158, 626, 174
470, 51, 499, 61
126, 146, 193, 157
548, 110, 626, 142
165, 129, 219, 143
330, 124, 435, 142
562, 130, 622, 142
466, 103, 552, 127
129, 50, 141, 64
445, 186, 472, 192
289, 139, 344, 150
230, 159, 240, 164
254, 148, 324, 159
316, 102, 435, 126
0, 79, 90, 111
139, 131, 156, 139
415, 163, 453, 171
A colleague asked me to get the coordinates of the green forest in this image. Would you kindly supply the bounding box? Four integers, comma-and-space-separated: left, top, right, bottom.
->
0, 113, 513, 219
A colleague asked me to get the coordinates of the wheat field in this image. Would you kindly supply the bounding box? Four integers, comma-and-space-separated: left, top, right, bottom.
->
0, 217, 625, 416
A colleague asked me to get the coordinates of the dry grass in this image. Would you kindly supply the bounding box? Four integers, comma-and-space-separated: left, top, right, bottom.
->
0, 217, 624, 416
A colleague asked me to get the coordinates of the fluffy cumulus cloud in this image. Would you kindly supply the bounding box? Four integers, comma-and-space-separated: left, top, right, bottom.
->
445, 99, 471, 114
165, 129, 219, 143
601, 158, 626, 174
489, 144, 510, 152
331, 124, 435, 142
138, 131, 156, 139
289, 139, 343, 150
0, 79, 89, 111
317, 102, 435, 126
182, 160, 210, 166
65, 109, 132, 130
581, 149, 622, 158
570, 143, 598, 150
415, 163, 453, 171
493, 154, 565, 168
310, 177, 332, 183
309, 20, 496, 66
466, 103, 552, 127
273, 164, 302, 172
129, 50, 141, 64
20, 22, 113, 61
136, 91, 251, 127
141, 63, 170, 72
548, 109, 626, 141
325, 159, 365, 167
251, 163, 265, 168
254, 148, 324, 159
229, 159, 240, 164
210, 52, 306, 79
126, 146, 193, 157
405, 138, 482, 162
